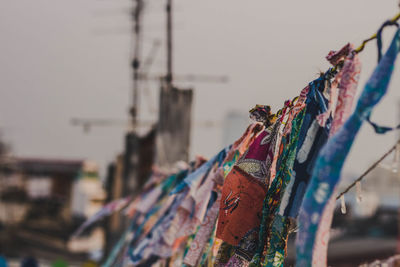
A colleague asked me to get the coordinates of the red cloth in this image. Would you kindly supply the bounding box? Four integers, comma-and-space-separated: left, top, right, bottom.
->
216, 166, 267, 246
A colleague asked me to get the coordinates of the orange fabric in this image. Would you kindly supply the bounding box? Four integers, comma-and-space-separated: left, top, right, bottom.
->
216, 166, 267, 246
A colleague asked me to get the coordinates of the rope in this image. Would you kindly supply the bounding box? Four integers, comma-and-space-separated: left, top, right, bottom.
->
333, 13, 400, 200
336, 138, 400, 200
354, 12, 400, 54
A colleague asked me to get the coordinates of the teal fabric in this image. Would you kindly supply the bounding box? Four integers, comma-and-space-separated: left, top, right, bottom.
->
0, 256, 7, 267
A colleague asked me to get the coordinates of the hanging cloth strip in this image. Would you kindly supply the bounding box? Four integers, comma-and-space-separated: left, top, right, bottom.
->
184, 125, 263, 266
129, 147, 229, 265
129, 189, 189, 264
72, 196, 132, 237
126, 168, 197, 264
103, 214, 141, 267
214, 106, 283, 266
126, 123, 262, 266
366, 20, 400, 134
280, 72, 332, 219
256, 73, 332, 267
295, 26, 400, 267
224, 133, 281, 265
170, 147, 228, 195
216, 121, 280, 254
182, 193, 221, 266
269, 98, 296, 183
249, 105, 275, 127
249, 85, 310, 266
127, 171, 187, 250
254, 108, 306, 266
222, 123, 264, 178
311, 43, 361, 266
359, 254, 400, 267
182, 124, 263, 267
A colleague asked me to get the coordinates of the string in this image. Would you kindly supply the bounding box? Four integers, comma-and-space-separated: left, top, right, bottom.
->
271, 12, 400, 122
336, 137, 400, 200
325, 13, 400, 78
354, 13, 400, 54
256, 13, 400, 199
333, 15, 400, 201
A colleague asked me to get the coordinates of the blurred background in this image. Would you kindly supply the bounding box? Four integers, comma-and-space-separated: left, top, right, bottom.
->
1, 0, 400, 266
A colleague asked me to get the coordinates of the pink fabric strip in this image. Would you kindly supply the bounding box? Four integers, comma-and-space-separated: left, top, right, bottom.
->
183, 193, 221, 266
311, 44, 361, 266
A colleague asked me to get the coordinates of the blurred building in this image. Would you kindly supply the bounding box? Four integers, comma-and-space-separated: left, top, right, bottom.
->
291, 149, 400, 266
0, 157, 105, 262
101, 128, 157, 258
362, 156, 400, 209
71, 161, 106, 218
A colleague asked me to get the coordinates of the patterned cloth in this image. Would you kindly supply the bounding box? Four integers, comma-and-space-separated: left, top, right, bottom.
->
126, 121, 263, 266
247, 86, 310, 266
312, 44, 361, 266
208, 124, 264, 267
269, 100, 293, 182
251, 106, 307, 266
263, 214, 291, 267
180, 172, 222, 263
216, 120, 281, 263
129, 191, 189, 264
223, 123, 263, 178
217, 166, 268, 247
280, 76, 330, 219
124, 168, 196, 265
255, 77, 332, 267
328, 44, 361, 135
236, 122, 280, 185
360, 254, 400, 267
72, 196, 132, 237
249, 105, 274, 127
170, 147, 228, 195
183, 193, 221, 266
215, 241, 236, 267
225, 254, 251, 267
132, 149, 229, 264
296, 28, 400, 267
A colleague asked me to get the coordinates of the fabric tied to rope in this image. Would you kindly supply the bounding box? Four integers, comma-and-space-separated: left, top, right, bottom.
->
296, 27, 400, 267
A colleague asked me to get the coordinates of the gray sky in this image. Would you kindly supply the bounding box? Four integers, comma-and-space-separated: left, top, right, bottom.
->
1, 0, 400, 181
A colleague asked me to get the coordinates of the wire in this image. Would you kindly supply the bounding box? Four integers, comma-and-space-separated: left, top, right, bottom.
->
336, 138, 400, 200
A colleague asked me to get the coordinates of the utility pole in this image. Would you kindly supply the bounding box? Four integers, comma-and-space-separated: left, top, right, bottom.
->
75, 0, 227, 168
130, 0, 144, 130
123, 0, 149, 197
166, 0, 173, 87
156, 0, 193, 167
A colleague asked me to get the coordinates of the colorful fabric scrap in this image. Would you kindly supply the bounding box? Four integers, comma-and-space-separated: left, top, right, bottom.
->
296, 28, 400, 267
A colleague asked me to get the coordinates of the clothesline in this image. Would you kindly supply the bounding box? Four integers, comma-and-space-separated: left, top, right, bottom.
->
325, 12, 400, 77
332, 11, 400, 201
354, 12, 400, 54
266, 12, 400, 120
336, 137, 400, 200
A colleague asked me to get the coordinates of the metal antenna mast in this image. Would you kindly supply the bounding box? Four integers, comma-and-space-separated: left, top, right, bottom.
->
130, 0, 144, 130
166, 0, 173, 87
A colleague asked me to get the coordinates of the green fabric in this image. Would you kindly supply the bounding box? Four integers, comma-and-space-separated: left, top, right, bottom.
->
51, 259, 68, 267
250, 108, 306, 267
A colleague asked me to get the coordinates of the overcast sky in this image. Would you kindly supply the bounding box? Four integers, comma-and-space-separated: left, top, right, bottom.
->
1, 0, 400, 182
